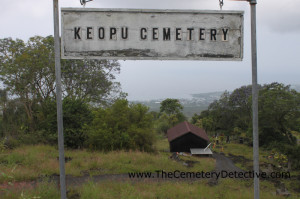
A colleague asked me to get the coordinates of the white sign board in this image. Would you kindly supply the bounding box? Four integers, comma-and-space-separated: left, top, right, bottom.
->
61, 8, 244, 61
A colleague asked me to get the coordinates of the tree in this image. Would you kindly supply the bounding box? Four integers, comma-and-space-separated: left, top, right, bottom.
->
191, 113, 201, 124
158, 98, 186, 131
35, 97, 93, 148
198, 83, 300, 142
258, 83, 300, 147
195, 83, 300, 168
63, 97, 93, 148
0, 36, 55, 131
206, 91, 235, 136
0, 89, 7, 137
61, 59, 123, 105
160, 98, 183, 116
191, 113, 213, 134
85, 99, 155, 151
229, 85, 253, 131
201, 117, 214, 134
259, 82, 300, 169
0, 89, 27, 138
0, 36, 122, 136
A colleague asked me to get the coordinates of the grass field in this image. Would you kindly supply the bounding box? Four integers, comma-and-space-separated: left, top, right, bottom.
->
0, 144, 215, 183
1, 137, 300, 198
212, 143, 270, 160
212, 143, 272, 171
2, 179, 300, 199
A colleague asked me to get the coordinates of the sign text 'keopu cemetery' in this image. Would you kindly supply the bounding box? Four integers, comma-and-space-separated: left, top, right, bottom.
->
61, 9, 244, 61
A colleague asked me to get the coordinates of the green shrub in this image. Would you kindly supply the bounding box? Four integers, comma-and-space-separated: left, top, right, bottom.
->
63, 97, 92, 148
36, 97, 92, 148
2, 137, 20, 149
0, 138, 7, 152
85, 99, 155, 152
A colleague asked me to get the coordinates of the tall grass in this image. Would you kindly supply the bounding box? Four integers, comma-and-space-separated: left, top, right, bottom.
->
2, 179, 299, 199
66, 149, 215, 176
0, 144, 215, 183
213, 143, 270, 161
1, 144, 299, 198
0, 145, 59, 183
1, 181, 59, 199
78, 179, 300, 199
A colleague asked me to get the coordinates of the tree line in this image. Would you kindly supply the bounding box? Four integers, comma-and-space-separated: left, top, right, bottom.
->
0, 36, 146, 150
0, 36, 185, 152
191, 83, 300, 169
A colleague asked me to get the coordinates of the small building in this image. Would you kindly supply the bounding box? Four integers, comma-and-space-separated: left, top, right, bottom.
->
167, 121, 210, 153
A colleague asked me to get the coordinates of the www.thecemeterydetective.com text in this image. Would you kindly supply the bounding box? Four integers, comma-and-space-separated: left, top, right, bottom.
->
128, 170, 290, 180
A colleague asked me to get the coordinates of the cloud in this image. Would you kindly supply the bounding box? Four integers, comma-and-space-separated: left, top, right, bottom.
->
0, 0, 82, 40
88, 0, 300, 33
257, 0, 300, 33
1, 0, 299, 40
0, 0, 299, 100
91, 0, 214, 10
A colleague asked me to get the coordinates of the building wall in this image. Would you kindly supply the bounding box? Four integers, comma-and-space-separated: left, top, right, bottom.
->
170, 132, 208, 152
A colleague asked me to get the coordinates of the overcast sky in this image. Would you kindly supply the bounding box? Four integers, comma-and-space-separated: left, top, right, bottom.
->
1, 0, 300, 100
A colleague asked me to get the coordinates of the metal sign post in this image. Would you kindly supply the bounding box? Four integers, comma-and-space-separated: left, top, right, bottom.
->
57, 1, 256, 199
53, 0, 67, 198
229, 1, 260, 197
249, 0, 259, 198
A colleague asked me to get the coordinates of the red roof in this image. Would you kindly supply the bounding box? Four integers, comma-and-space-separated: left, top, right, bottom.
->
167, 121, 209, 142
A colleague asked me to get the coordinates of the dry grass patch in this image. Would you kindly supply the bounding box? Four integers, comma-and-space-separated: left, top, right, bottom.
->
1, 144, 215, 183
78, 179, 300, 199
0, 145, 59, 183
1, 180, 59, 199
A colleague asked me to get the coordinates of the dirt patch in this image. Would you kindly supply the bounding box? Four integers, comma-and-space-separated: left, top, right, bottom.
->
185, 160, 199, 167
56, 156, 72, 163
227, 153, 252, 170
0, 181, 36, 192
67, 188, 81, 199
169, 152, 199, 168
225, 153, 300, 195
213, 153, 244, 173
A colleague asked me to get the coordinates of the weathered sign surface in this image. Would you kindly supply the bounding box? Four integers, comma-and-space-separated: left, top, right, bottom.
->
61, 8, 244, 61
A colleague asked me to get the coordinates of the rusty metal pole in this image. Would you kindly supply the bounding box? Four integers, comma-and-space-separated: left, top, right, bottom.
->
250, 0, 259, 198
53, 0, 67, 198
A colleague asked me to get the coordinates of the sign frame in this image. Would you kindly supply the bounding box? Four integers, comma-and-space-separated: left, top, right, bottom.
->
61, 8, 244, 61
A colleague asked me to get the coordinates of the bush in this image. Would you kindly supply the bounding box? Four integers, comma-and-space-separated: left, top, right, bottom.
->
85, 99, 155, 152
0, 138, 7, 152
2, 137, 20, 149
36, 97, 92, 148
0, 117, 3, 138
63, 97, 92, 149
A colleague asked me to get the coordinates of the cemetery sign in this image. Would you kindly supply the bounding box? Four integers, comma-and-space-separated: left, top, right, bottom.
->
61, 8, 244, 61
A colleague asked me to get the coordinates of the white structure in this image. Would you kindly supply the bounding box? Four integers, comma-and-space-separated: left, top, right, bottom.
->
190, 143, 213, 155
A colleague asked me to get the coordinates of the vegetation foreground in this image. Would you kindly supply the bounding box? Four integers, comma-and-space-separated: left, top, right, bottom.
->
2, 180, 300, 199
0, 144, 215, 183
1, 143, 300, 198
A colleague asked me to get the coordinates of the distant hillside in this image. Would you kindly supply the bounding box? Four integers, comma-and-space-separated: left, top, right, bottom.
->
190, 91, 224, 99
131, 91, 224, 118
131, 85, 300, 119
